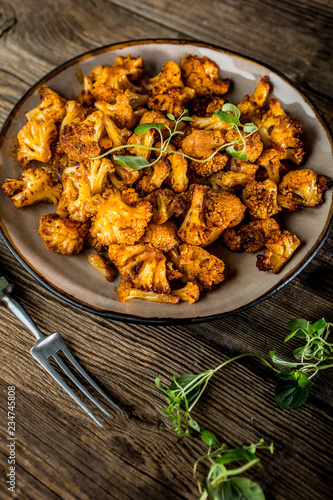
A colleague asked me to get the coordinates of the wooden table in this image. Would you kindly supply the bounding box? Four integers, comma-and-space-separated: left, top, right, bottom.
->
0, 1, 332, 498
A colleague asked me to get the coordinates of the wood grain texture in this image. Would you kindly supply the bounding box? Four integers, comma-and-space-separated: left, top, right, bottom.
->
0, 0, 332, 499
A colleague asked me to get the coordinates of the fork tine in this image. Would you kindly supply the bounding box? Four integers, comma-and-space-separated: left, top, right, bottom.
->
31, 353, 103, 427
52, 352, 112, 417
60, 344, 123, 412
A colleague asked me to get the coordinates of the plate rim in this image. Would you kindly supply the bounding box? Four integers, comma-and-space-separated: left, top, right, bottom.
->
0, 37, 332, 325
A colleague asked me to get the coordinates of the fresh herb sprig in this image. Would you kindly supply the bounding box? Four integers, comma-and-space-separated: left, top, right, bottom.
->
155, 318, 333, 437
194, 435, 274, 500
271, 317, 333, 408
94, 104, 258, 168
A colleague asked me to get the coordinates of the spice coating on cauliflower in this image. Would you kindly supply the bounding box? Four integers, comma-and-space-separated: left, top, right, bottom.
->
180, 55, 230, 97
256, 230, 301, 273
242, 179, 281, 219
2, 167, 62, 208
17, 120, 58, 165
25, 87, 67, 124
117, 278, 179, 303
142, 220, 180, 252
278, 169, 332, 208
38, 213, 88, 255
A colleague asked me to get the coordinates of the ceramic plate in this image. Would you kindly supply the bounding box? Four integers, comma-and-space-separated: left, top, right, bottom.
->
0, 39, 332, 324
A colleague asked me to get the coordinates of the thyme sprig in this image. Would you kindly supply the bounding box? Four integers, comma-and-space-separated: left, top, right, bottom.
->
94, 104, 258, 168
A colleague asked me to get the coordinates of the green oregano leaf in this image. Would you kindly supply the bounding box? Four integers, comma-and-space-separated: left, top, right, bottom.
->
214, 110, 240, 125
134, 122, 166, 134
180, 116, 193, 121
275, 378, 310, 409
170, 374, 201, 402
201, 430, 219, 448
243, 123, 258, 134
270, 351, 302, 368
226, 146, 248, 161
113, 155, 150, 170
207, 477, 265, 500
166, 113, 175, 121
222, 103, 241, 120
188, 418, 201, 432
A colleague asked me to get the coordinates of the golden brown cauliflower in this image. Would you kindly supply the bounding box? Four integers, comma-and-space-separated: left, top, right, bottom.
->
127, 110, 169, 159
257, 148, 287, 184
142, 220, 180, 252
2, 167, 62, 208
89, 55, 143, 103
146, 60, 195, 118
222, 219, 280, 253
189, 96, 225, 117
278, 169, 332, 207
60, 110, 104, 162
38, 213, 88, 255
25, 87, 67, 123
108, 243, 170, 293
242, 179, 281, 219
117, 278, 179, 304
189, 153, 228, 177
95, 93, 136, 129
225, 128, 263, 163
205, 189, 246, 229
17, 120, 58, 165
171, 281, 200, 303
165, 151, 189, 192
182, 129, 225, 160
89, 188, 152, 246
60, 100, 87, 131
180, 55, 230, 97
88, 253, 116, 282
256, 230, 301, 273
136, 157, 171, 196
103, 115, 131, 151
168, 244, 225, 290
209, 171, 255, 193
145, 188, 186, 224
237, 76, 271, 124
110, 162, 142, 191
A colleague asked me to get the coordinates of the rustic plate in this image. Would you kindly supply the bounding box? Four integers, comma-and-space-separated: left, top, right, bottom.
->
0, 39, 332, 324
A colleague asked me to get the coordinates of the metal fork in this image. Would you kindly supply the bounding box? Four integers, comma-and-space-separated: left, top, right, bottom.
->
0, 273, 122, 427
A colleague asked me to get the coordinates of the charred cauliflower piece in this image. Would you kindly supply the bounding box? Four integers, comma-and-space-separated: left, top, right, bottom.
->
225, 128, 263, 163
102, 115, 131, 152
60, 100, 87, 131
25, 87, 67, 123
165, 151, 189, 192
222, 219, 280, 253
209, 170, 255, 193
108, 243, 170, 293
110, 162, 142, 191
38, 213, 88, 255
136, 157, 171, 196
60, 110, 104, 162
146, 60, 196, 118
17, 120, 58, 165
145, 188, 186, 224
182, 129, 225, 160
256, 230, 301, 273
117, 278, 179, 304
278, 169, 332, 207
257, 148, 287, 185
95, 93, 136, 129
242, 179, 281, 219
237, 76, 271, 124
189, 96, 225, 117
89, 55, 144, 103
90, 188, 152, 246
169, 244, 225, 290
189, 153, 228, 177
180, 55, 230, 97
88, 253, 116, 282
142, 220, 180, 252
171, 281, 200, 303
2, 167, 62, 208
205, 189, 246, 229
127, 110, 169, 159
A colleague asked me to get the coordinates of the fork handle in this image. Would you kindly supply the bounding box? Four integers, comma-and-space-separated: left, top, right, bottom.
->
0, 284, 46, 342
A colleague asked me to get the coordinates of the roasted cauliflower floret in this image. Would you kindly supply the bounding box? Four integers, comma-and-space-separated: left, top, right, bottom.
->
89, 188, 152, 246
60, 110, 104, 162
110, 162, 142, 191
256, 230, 301, 273
145, 188, 186, 224
2, 167, 62, 208
168, 244, 225, 290
177, 184, 213, 247
25, 87, 67, 123
89, 55, 143, 103
256, 148, 287, 184
88, 253, 116, 282
38, 213, 88, 255
209, 170, 254, 193
255, 98, 305, 165
182, 129, 225, 160
78, 75, 95, 107
278, 169, 332, 207
189, 153, 228, 177
108, 243, 170, 293
205, 189, 246, 229
237, 76, 271, 124
17, 120, 58, 165
225, 128, 263, 163
103, 115, 131, 151
189, 96, 225, 117
171, 281, 200, 303
60, 100, 87, 131
180, 55, 230, 97
127, 110, 169, 159
95, 93, 136, 130
117, 278, 179, 303
222, 219, 280, 253
136, 157, 171, 196
190, 113, 230, 131
165, 151, 189, 192
146, 60, 195, 118
242, 179, 281, 219
142, 220, 180, 252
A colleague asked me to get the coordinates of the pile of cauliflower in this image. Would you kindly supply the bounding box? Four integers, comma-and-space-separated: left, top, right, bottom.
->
2, 53, 332, 304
